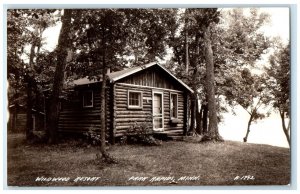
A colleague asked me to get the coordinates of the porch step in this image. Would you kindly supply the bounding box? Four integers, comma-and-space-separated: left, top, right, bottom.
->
168, 135, 184, 141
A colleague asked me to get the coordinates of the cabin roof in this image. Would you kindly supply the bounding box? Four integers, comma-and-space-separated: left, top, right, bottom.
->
107, 62, 156, 81
72, 77, 100, 86
73, 63, 193, 93
9, 103, 45, 115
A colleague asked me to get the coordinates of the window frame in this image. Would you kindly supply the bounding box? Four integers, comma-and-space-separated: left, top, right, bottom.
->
170, 92, 178, 119
82, 90, 94, 108
127, 90, 143, 109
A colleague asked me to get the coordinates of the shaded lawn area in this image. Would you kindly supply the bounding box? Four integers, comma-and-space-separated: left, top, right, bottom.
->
7, 133, 290, 187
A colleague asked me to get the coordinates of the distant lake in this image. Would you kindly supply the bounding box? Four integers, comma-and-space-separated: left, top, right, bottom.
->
219, 106, 290, 148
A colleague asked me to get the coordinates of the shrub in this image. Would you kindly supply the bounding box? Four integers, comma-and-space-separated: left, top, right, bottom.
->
83, 125, 102, 146
125, 116, 162, 146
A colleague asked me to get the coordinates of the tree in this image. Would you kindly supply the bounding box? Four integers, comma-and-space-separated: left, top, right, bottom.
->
171, 9, 223, 140
69, 9, 130, 161
70, 9, 178, 161
167, 9, 213, 135
225, 68, 269, 142
123, 9, 178, 66
7, 9, 56, 140
166, 8, 271, 140
7, 10, 28, 105
47, 9, 73, 143
203, 23, 223, 141
213, 8, 271, 141
265, 43, 290, 147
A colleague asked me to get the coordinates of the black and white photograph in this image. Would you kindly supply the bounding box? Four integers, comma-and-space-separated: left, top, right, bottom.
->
4, 2, 294, 189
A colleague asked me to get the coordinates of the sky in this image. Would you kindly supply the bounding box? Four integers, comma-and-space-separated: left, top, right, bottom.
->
259, 7, 290, 43
24, 8, 291, 148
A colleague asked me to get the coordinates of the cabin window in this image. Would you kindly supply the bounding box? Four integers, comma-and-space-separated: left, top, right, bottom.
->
83, 90, 93, 108
170, 93, 178, 118
128, 90, 143, 109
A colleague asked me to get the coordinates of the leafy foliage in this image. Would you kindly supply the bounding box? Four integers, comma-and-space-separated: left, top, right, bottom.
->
264, 42, 290, 146
67, 9, 178, 81
83, 125, 103, 146
7, 9, 58, 103
265, 43, 290, 115
122, 116, 162, 146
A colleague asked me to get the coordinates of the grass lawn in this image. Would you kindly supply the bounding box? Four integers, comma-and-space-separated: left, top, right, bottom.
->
7, 133, 290, 187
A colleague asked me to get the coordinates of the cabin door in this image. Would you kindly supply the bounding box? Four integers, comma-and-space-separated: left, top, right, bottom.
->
153, 91, 164, 131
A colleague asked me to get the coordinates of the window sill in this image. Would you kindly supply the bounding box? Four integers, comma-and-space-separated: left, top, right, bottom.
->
170, 118, 180, 125
127, 106, 143, 110
83, 105, 94, 108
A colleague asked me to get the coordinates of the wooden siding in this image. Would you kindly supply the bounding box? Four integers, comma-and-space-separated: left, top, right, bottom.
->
114, 83, 185, 137
58, 84, 111, 134
8, 113, 26, 132
8, 106, 45, 132
118, 65, 185, 91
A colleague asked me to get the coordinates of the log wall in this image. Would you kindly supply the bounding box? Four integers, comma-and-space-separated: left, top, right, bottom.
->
114, 83, 185, 137
58, 84, 111, 135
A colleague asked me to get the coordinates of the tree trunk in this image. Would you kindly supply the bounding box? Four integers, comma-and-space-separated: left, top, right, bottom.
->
98, 32, 116, 164
203, 25, 223, 141
195, 99, 202, 134
25, 39, 36, 140
47, 10, 72, 143
184, 10, 189, 74
202, 104, 208, 134
243, 114, 253, 142
280, 111, 291, 147
25, 78, 34, 140
100, 66, 109, 158
189, 94, 196, 133
185, 31, 189, 74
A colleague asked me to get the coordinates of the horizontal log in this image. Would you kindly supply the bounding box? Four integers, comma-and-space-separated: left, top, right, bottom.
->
116, 113, 152, 117
116, 114, 151, 118
59, 123, 101, 127
115, 91, 152, 97
116, 111, 153, 115
114, 95, 152, 100
59, 115, 101, 120
59, 117, 101, 121
58, 126, 100, 130
116, 83, 184, 93
60, 110, 101, 114
115, 123, 152, 130
60, 112, 102, 117
58, 129, 90, 133
59, 118, 107, 122
115, 97, 129, 101
114, 94, 127, 98
115, 132, 126, 137
116, 118, 151, 123
59, 119, 101, 124
115, 85, 152, 92
115, 129, 128, 134
115, 126, 131, 130
58, 129, 109, 133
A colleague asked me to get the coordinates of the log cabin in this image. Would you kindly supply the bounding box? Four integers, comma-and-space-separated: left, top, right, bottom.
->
8, 103, 45, 133
58, 62, 193, 143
